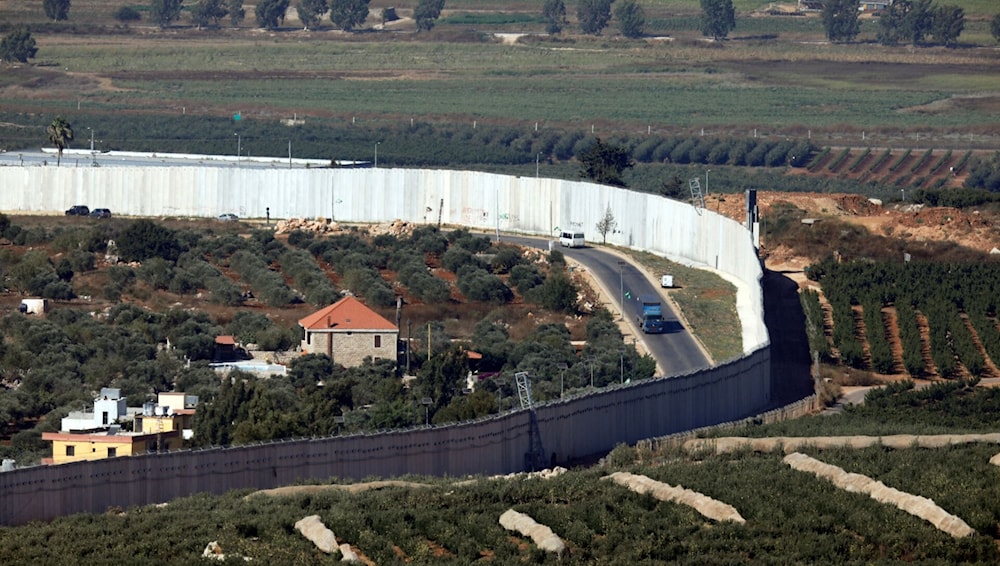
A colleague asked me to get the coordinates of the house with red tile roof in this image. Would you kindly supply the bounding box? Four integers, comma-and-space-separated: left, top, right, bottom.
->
298, 296, 399, 367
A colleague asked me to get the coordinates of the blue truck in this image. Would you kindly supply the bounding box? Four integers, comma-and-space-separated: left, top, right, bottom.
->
636, 296, 666, 334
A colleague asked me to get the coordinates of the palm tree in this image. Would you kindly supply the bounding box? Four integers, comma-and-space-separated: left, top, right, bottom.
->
47, 117, 73, 166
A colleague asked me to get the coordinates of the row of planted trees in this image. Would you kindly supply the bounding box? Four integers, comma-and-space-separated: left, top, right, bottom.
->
807, 257, 1000, 379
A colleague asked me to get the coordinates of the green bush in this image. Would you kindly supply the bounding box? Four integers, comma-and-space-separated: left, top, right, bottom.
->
116, 219, 184, 263
526, 270, 577, 313
456, 265, 513, 303
489, 246, 523, 274
441, 247, 483, 273
509, 264, 543, 294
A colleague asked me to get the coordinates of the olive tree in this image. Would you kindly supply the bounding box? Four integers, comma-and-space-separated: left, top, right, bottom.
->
821, 0, 860, 42
542, 0, 567, 34
700, 0, 735, 40
43, 0, 71, 21
255, 0, 290, 29
150, 0, 184, 28
414, 0, 445, 31
296, 0, 328, 29
578, 0, 613, 35
931, 5, 964, 47
0, 26, 38, 64
330, 0, 369, 31
615, 0, 645, 38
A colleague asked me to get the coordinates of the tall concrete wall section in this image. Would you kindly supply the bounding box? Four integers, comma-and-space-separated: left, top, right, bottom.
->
0, 166, 767, 350
0, 164, 771, 525
0, 349, 768, 526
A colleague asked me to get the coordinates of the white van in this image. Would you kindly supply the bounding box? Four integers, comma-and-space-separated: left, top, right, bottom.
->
559, 232, 586, 248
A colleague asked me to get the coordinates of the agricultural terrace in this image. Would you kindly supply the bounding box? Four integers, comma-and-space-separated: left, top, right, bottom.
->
805, 259, 1000, 380
2, 382, 1000, 563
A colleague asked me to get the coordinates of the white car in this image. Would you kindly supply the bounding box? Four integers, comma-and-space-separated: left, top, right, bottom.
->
217, 213, 239, 222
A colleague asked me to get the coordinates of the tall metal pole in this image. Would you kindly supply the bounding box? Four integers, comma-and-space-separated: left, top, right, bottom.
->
705, 169, 711, 196
234, 133, 241, 160
536, 152, 540, 178
619, 349, 624, 384
374, 141, 380, 168
558, 363, 568, 399
494, 186, 500, 243
88, 128, 94, 152
618, 261, 625, 320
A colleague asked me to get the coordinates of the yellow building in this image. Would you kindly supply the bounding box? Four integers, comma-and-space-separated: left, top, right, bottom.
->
42, 430, 182, 464
42, 389, 197, 464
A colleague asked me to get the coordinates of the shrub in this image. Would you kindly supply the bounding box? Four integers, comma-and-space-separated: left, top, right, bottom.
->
447, 228, 492, 253
410, 227, 448, 256
280, 249, 338, 306
229, 250, 296, 307
489, 246, 524, 274
456, 265, 513, 303
510, 264, 544, 294
114, 6, 141, 21
526, 270, 577, 313
286, 230, 314, 248
117, 219, 184, 263
669, 139, 696, 164
441, 247, 483, 273
66, 249, 95, 273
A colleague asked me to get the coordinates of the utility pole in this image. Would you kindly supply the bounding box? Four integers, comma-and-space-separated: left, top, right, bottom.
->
618, 261, 625, 320
558, 363, 568, 399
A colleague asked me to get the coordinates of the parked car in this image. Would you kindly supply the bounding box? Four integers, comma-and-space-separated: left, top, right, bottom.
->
65, 205, 90, 216
89, 208, 112, 219
218, 213, 239, 222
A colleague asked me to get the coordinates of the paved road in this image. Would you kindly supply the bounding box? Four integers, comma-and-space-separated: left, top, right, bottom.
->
501, 235, 711, 377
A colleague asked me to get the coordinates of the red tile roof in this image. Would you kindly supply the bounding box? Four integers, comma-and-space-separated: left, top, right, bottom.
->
215, 335, 236, 346
298, 296, 398, 332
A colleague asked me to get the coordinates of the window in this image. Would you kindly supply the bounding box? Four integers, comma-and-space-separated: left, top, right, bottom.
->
65, 446, 75, 456
108, 447, 117, 458
374, 335, 382, 348
102, 411, 109, 425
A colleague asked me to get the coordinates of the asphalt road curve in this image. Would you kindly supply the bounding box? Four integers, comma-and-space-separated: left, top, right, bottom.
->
502, 234, 711, 377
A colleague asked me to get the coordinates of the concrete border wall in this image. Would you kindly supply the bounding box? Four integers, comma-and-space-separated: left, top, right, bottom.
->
0, 166, 767, 351
0, 165, 771, 525
0, 349, 769, 525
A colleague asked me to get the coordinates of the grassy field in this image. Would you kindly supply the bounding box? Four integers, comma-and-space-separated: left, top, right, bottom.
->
0, 0, 998, 147
5, 36, 996, 142
623, 249, 743, 363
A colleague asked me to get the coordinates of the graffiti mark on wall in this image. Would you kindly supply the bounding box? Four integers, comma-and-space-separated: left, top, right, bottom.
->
461, 207, 490, 226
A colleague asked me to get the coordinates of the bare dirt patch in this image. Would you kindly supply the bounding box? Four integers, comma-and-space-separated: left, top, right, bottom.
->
715, 192, 1000, 278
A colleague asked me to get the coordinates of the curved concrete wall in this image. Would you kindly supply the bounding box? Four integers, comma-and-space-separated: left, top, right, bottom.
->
0, 166, 767, 351
0, 165, 771, 525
